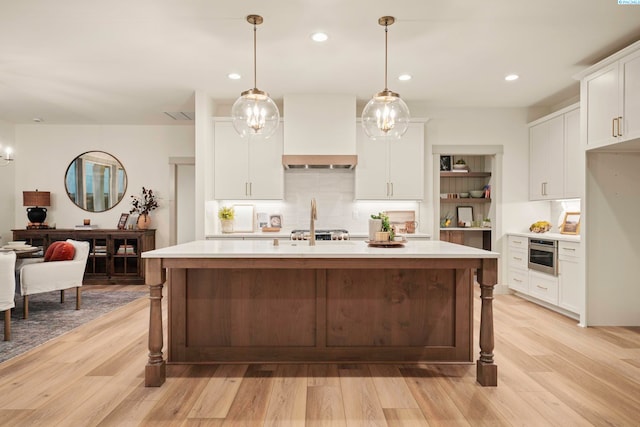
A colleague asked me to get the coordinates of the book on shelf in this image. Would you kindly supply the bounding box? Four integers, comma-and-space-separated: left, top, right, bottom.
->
116, 244, 136, 255
450, 169, 469, 173
74, 224, 98, 230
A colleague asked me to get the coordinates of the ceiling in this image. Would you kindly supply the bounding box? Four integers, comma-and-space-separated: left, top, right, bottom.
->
1, 0, 640, 125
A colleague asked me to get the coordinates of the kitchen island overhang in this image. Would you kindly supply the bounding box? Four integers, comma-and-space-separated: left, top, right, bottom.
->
142, 240, 500, 387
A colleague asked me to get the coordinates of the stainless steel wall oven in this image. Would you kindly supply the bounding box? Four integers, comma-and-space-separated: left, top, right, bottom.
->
528, 238, 558, 276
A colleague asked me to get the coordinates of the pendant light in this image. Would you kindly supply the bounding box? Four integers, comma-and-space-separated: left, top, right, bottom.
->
231, 14, 280, 139
361, 16, 410, 140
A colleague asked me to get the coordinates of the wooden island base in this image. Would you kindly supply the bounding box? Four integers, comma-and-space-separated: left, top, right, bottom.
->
145, 256, 498, 387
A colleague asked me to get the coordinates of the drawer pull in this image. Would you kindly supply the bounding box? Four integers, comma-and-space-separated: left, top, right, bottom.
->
612, 117, 617, 138
513, 257, 522, 261
618, 116, 623, 137
536, 285, 548, 290
562, 247, 576, 252
513, 278, 522, 283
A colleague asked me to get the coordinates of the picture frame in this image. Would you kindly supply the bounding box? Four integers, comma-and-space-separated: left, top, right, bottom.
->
117, 213, 129, 230
457, 206, 473, 227
560, 212, 581, 235
440, 155, 452, 171
269, 214, 283, 229
256, 212, 269, 228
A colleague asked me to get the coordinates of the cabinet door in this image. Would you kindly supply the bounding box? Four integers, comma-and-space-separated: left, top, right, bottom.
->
214, 121, 250, 199
247, 126, 284, 199
355, 126, 389, 199
563, 108, 582, 199
584, 63, 619, 148
388, 123, 424, 199
621, 49, 640, 142
529, 115, 564, 200
558, 242, 582, 314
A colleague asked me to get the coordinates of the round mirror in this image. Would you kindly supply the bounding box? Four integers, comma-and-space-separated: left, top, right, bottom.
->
64, 151, 127, 212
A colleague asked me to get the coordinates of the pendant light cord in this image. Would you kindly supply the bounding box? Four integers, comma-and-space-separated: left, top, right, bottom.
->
253, 22, 257, 90
384, 22, 388, 91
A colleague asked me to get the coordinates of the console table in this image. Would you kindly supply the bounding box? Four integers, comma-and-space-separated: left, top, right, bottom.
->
12, 229, 155, 284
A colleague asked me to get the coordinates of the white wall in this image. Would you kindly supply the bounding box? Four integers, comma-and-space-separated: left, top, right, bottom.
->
0, 119, 16, 244
13, 124, 195, 249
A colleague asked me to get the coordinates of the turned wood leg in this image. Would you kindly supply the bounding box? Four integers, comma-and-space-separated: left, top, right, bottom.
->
23, 295, 29, 319
476, 258, 498, 386
145, 258, 166, 387
60, 289, 65, 303
3, 309, 10, 341
76, 287, 81, 310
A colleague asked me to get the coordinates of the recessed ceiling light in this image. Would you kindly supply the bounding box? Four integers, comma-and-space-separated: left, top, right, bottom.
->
227, 73, 241, 80
311, 32, 328, 42
32, 117, 44, 123
505, 74, 519, 81
398, 74, 412, 81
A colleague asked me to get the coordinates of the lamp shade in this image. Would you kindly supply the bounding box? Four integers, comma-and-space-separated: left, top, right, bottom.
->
23, 190, 51, 207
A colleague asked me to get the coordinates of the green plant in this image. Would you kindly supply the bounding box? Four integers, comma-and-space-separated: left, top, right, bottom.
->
455, 158, 466, 165
371, 212, 394, 239
218, 206, 235, 220
130, 187, 158, 216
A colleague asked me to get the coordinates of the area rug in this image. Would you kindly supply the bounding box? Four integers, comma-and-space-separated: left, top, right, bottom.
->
0, 289, 148, 364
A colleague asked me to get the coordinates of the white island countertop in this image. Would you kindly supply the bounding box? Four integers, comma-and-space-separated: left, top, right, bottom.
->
143, 239, 499, 259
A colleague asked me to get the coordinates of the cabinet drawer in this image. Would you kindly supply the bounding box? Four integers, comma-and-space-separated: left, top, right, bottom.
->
528, 270, 559, 305
508, 235, 527, 250
507, 247, 528, 270
558, 241, 580, 261
508, 268, 528, 293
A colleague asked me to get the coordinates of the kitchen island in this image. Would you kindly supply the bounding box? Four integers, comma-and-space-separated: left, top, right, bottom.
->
142, 239, 499, 387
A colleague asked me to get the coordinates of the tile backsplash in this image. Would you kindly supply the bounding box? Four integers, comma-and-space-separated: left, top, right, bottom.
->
212, 169, 420, 234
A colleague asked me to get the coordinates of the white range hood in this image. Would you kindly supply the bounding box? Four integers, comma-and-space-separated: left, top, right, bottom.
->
282, 94, 358, 169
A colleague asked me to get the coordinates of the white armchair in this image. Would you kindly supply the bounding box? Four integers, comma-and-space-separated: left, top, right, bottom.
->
1, 251, 17, 340
19, 239, 90, 319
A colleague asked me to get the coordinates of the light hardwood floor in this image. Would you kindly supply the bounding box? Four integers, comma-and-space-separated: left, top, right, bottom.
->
1, 284, 639, 426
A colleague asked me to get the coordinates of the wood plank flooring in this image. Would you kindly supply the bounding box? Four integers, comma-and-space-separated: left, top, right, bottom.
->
1, 284, 639, 426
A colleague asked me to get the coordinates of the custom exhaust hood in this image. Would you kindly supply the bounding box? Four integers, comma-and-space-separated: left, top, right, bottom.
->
282, 94, 358, 169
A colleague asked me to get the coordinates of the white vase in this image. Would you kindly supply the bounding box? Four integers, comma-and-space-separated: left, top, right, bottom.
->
221, 219, 233, 233
368, 219, 382, 241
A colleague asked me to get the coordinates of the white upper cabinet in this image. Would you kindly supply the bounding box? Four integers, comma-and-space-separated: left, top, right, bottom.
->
529, 104, 580, 201
355, 122, 425, 200
529, 114, 565, 200
579, 42, 640, 150
214, 120, 283, 200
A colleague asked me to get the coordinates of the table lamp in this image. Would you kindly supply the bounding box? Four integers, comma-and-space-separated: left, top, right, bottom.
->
23, 190, 51, 224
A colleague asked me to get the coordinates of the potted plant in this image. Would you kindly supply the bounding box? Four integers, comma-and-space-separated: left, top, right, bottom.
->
218, 206, 235, 233
130, 187, 158, 229
370, 212, 394, 241
453, 158, 468, 170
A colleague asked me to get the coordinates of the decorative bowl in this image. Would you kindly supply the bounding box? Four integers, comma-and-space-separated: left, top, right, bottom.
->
459, 192, 469, 198
469, 190, 484, 198
453, 164, 467, 170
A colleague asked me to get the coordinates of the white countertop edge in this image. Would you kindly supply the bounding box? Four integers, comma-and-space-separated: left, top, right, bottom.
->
143, 240, 499, 259
506, 231, 581, 242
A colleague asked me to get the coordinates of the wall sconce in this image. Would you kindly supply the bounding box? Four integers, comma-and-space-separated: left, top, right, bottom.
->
23, 190, 51, 225
0, 145, 14, 167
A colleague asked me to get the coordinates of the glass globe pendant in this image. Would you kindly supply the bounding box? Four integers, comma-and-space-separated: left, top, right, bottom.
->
361, 16, 410, 140
231, 15, 280, 138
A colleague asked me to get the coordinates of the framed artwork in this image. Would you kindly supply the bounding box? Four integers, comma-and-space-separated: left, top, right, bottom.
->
117, 213, 129, 229
440, 155, 452, 171
269, 214, 283, 228
560, 212, 581, 235
457, 206, 473, 227
257, 212, 269, 228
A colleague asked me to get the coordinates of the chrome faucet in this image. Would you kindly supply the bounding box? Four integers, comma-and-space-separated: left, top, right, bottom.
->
310, 198, 317, 246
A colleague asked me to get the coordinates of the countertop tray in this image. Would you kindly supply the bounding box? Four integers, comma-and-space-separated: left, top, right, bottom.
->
366, 240, 406, 248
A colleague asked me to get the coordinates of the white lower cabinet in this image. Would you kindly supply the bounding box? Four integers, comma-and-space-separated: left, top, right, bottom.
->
528, 270, 559, 305
506, 234, 582, 319
507, 236, 529, 293
558, 241, 582, 314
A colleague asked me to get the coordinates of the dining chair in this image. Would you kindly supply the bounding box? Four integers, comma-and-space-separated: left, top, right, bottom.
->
0, 251, 17, 340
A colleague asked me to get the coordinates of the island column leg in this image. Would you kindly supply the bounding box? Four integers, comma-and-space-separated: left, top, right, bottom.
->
145, 258, 166, 387
476, 257, 498, 386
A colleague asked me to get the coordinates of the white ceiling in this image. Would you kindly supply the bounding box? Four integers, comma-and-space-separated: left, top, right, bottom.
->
1, 0, 640, 125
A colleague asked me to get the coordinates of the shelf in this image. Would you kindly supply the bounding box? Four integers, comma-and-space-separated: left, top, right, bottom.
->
440, 172, 491, 178
441, 198, 491, 203
440, 227, 491, 231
